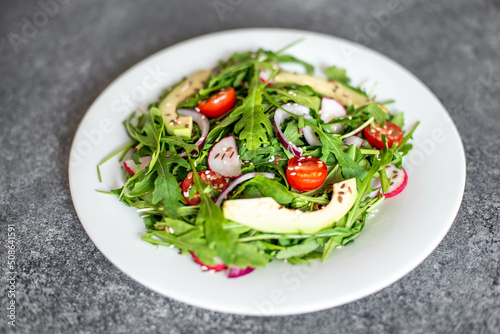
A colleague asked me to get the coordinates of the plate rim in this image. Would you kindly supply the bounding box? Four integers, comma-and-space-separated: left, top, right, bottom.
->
68, 27, 467, 316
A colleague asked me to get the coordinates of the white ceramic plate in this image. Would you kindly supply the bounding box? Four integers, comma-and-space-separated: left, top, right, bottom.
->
69, 28, 466, 316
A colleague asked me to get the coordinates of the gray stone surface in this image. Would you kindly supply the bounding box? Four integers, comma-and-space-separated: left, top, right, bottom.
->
1, 0, 499, 333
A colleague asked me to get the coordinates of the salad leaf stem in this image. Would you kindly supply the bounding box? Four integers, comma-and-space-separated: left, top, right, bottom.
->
339, 117, 374, 140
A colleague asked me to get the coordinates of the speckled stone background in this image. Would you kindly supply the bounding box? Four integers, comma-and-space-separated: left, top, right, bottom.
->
1, 0, 499, 333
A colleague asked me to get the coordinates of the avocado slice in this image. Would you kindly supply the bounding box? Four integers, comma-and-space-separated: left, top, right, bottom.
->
274, 72, 373, 108
222, 179, 357, 234
159, 70, 211, 138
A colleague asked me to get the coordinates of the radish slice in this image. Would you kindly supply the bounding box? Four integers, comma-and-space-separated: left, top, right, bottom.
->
176, 108, 210, 158
343, 136, 364, 147
369, 163, 408, 199
384, 163, 408, 198
123, 156, 152, 176
319, 97, 346, 134
208, 135, 241, 178
227, 266, 255, 278
319, 97, 346, 121
190, 252, 227, 272
259, 68, 274, 85
215, 172, 275, 206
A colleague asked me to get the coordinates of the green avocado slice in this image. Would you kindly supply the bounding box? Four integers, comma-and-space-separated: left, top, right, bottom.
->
222, 179, 358, 234
274, 72, 373, 108
159, 70, 211, 138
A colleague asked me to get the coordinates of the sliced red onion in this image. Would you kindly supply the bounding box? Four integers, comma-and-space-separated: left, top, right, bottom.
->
274, 103, 313, 156
302, 114, 322, 146
227, 266, 255, 278
331, 123, 346, 134
343, 136, 364, 148
215, 172, 275, 206
207, 135, 241, 178
320, 97, 346, 134
177, 108, 210, 158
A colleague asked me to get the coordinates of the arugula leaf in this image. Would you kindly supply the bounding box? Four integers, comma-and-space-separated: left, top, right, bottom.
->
266, 87, 321, 111
128, 172, 156, 197
152, 155, 185, 218
262, 51, 315, 75
283, 121, 305, 146
231, 68, 272, 150
345, 149, 393, 228
315, 130, 368, 180
234, 175, 296, 204
161, 137, 199, 156
276, 238, 319, 259
390, 112, 405, 128
233, 243, 268, 268
188, 157, 235, 265
325, 65, 351, 85
155, 218, 196, 236
351, 103, 386, 125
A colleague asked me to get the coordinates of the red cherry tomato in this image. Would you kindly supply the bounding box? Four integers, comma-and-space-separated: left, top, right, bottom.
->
197, 87, 236, 118
181, 171, 228, 206
286, 156, 328, 192
363, 122, 404, 149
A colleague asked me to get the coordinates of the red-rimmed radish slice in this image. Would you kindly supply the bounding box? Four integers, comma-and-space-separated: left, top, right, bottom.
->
227, 266, 255, 278
177, 108, 210, 158
190, 252, 227, 272
368, 164, 408, 199
259, 68, 274, 85
215, 172, 275, 206
123, 156, 152, 176
319, 97, 346, 134
384, 163, 408, 198
208, 135, 241, 178
343, 136, 364, 147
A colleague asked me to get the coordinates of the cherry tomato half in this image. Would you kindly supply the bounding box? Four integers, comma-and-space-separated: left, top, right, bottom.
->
363, 122, 404, 149
197, 87, 236, 118
286, 156, 328, 192
181, 171, 228, 206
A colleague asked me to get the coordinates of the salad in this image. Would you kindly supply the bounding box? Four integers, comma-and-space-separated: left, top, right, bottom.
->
99, 44, 418, 278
